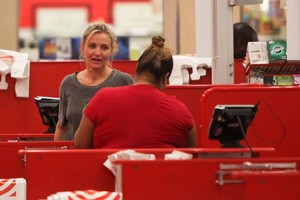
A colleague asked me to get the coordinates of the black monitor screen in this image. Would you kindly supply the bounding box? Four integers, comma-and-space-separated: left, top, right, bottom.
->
208, 104, 257, 148
34, 96, 59, 133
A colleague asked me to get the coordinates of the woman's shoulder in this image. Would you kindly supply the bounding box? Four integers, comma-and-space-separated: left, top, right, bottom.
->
61, 72, 78, 85
112, 69, 133, 82
113, 69, 132, 77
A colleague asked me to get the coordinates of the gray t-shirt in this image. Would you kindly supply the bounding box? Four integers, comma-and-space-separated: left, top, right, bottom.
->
58, 69, 133, 140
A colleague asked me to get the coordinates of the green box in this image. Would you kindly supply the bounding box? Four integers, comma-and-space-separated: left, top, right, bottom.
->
273, 75, 293, 86
267, 40, 287, 61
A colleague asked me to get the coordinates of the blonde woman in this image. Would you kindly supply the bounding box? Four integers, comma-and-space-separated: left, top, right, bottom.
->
54, 22, 133, 141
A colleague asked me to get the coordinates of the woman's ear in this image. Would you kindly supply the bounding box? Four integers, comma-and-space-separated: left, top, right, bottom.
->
80, 43, 84, 60
113, 41, 119, 55
157, 73, 171, 91
164, 72, 171, 85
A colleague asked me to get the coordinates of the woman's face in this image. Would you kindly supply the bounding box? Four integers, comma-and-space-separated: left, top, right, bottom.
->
82, 32, 113, 70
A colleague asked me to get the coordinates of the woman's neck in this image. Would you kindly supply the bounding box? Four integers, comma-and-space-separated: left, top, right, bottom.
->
134, 74, 164, 90
78, 66, 113, 86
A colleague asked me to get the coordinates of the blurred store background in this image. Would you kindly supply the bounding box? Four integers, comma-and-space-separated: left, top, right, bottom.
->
2, 0, 287, 61
241, 0, 286, 41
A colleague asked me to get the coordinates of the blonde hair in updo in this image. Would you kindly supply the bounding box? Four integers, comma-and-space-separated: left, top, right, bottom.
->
150, 36, 172, 60
152, 35, 165, 48
136, 35, 173, 82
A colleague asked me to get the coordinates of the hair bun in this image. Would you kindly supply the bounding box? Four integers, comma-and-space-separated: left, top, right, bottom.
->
152, 36, 165, 48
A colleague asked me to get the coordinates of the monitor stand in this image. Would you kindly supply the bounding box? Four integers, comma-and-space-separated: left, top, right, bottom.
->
220, 139, 244, 148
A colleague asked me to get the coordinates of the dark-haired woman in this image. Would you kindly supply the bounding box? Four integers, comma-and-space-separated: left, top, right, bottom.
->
234, 22, 258, 59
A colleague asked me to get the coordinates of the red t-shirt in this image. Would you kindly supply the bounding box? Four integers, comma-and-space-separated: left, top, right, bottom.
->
84, 84, 194, 148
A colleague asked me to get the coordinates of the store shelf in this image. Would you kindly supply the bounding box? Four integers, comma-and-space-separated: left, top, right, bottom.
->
245, 60, 300, 76
245, 60, 300, 85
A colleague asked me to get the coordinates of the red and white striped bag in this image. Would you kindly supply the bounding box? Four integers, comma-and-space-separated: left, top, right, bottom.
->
0, 178, 26, 200
47, 190, 122, 200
